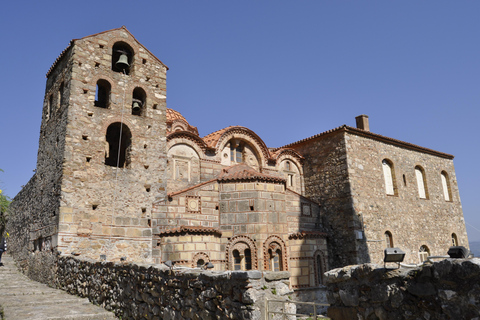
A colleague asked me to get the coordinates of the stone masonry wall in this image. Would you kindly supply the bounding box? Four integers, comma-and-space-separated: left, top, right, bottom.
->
290, 131, 358, 269
345, 132, 469, 265
57, 28, 168, 262
55, 255, 293, 320
326, 259, 480, 320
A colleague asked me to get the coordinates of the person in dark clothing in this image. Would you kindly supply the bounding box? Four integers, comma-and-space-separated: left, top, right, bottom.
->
0, 236, 6, 266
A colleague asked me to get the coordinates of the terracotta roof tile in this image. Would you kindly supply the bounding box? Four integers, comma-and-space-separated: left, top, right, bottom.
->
166, 108, 187, 123
167, 179, 217, 198
157, 226, 222, 237
278, 125, 454, 160
202, 126, 236, 148
218, 164, 285, 183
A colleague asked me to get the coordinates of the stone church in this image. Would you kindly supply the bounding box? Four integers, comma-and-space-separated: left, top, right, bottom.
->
8, 27, 468, 292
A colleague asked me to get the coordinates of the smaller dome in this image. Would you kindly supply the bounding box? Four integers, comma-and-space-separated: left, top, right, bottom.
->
166, 108, 188, 123
166, 108, 198, 135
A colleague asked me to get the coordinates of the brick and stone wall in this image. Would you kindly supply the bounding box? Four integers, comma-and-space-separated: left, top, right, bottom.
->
55, 255, 293, 320
325, 259, 480, 320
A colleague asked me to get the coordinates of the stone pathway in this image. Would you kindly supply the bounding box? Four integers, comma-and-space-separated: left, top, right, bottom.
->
0, 254, 117, 320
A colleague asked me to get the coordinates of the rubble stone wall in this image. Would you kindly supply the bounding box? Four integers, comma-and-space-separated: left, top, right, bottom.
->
325, 259, 480, 320
345, 132, 469, 265
55, 255, 293, 320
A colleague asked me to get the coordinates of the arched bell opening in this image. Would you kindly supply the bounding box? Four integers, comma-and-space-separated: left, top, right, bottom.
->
132, 87, 146, 116
112, 42, 133, 75
105, 122, 132, 168
95, 79, 111, 109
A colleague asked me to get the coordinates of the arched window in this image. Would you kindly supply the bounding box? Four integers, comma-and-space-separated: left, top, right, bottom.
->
105, 123, 132, 168
244, 249, 252, 270
112, 42, 133, 75
452, 233, 458, 246
441, 171, 452, 201
385, 231, 393, 248
230, 141, 244, 163
415, 166, 428, 199
132, 87, 146, 116
419, 245, 430, 262
227, 236, 257, 271
233, 250, 242, 270
196, 259, 205, 268
264, 236, 287, 271
269, 248, 282, 271
285, 161, 291, 171
382, 159, 396, 195
95, 80, 111, 108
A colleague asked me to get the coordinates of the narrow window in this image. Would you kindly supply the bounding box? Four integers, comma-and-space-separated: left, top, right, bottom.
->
382, 159, 396, 195
95, 80, 111, 108
441, 171, 452, 201
233, 250, 242, 270
230, 141, 244, 163
316, 254, 324, 285
419, 245, 430, 263
112, 42, 133, 75
269, 249, 281, 271
415, 166, 428, 199
58, 82, 64, 109
288, 174, 294, 187
48, 95, 54, 119
132, 87, 146, 116
385, 231, 393, 248
105, 122, 132, 168
244, 249, 252, 270
285, 161, 291, 171
452, 233, 458, 246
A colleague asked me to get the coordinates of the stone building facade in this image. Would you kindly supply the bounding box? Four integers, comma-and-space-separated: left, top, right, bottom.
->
8, 27, 468, 295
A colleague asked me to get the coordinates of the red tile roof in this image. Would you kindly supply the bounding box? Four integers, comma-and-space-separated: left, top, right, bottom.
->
157, 226, 222, 237
167, 179, 217, 198
166, 108, 188, 123
278, 125, 454, 160
202, 126, 236, 148
218, 164, 285, 183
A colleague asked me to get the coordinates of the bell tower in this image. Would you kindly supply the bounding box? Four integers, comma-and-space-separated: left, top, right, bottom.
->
37, 27, 168, 262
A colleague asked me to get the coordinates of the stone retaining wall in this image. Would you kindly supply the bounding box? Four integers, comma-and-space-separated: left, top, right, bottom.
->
325, 259, 480, 320
55, 255, 293, 320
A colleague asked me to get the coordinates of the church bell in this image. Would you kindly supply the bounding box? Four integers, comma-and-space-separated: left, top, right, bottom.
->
132, 99, 142, 113
115, 53, 130, 70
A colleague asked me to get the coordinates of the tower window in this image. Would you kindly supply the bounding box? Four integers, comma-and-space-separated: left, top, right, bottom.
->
47, 94, 54, 120
58, 82, 64, 109
132, 87, 146, 116
112, 42, 133, 75
95, 79, 111, 109
105, 122, 132, 168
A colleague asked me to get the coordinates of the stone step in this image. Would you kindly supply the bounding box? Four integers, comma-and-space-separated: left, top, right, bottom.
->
0, 255, 118, 320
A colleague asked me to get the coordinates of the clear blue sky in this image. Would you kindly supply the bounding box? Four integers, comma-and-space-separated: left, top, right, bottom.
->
0, 1, 479, 240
